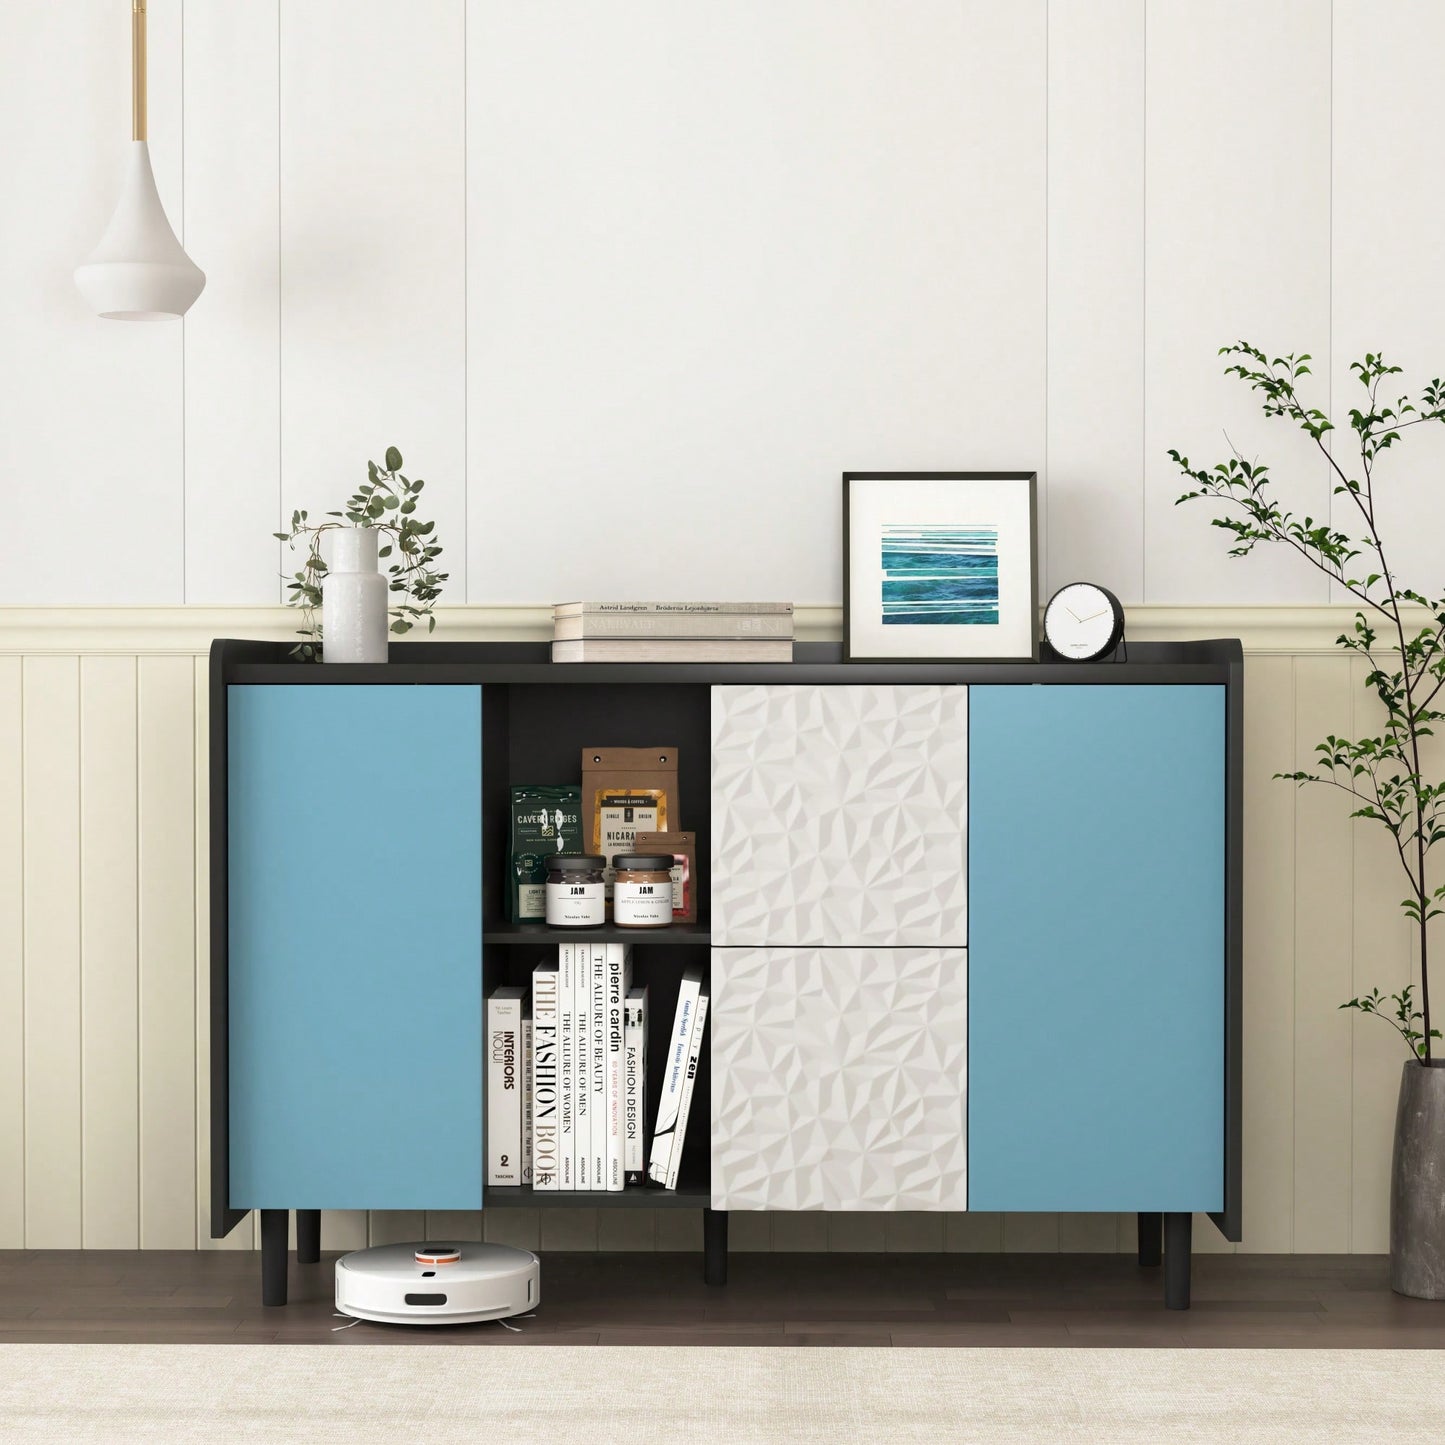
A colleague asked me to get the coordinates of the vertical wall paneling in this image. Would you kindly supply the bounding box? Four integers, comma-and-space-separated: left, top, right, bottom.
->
1044, 0, 1145, 602
369, 1212, 428, 1248
0, 660, 23, 1247
21, 658, 83, 1247
1239, 656, 1297, 1252
1331, 2, 1445, 603
1348, 656, 1414, 1252
1291, 657, 1355, 1252
466, 0, 1046, 604
138, 657, 196, 1248
322, 1212, 369, 1253
182, 1, 282, 604
279, 0, 467, 600
79, 657, 140, 1249
1142, 1, 1331, 603
0, 3, 184, 603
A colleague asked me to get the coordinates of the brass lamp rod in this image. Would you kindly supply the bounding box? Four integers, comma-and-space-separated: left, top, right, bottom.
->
132, 0, 147, 142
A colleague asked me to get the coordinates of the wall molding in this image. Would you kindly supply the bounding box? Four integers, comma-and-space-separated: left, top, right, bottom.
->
0, 603, 1414, 657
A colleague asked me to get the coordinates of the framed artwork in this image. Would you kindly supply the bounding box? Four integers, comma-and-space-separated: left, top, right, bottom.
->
842, 472, 1038, 662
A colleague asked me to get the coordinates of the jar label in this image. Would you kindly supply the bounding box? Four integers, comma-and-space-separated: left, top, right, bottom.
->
614, 880, 672, 927
545, 880, 606, 927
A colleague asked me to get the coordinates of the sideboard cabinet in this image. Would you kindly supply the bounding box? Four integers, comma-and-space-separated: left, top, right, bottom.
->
210, 639, 1241, 1311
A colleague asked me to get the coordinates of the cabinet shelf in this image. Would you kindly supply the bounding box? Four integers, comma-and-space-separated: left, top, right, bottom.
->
483, 920, 711, 946
485, 1181, 711, 1209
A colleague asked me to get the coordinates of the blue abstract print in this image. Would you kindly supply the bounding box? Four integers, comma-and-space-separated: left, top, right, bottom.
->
881, 524, 999, 625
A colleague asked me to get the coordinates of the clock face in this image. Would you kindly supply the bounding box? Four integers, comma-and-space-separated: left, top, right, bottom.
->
1044, 583, 1121, 660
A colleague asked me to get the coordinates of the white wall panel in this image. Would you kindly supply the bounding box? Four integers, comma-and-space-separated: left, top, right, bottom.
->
0, 3, 184, 603
79, 657, 139, 1249
1046, 0, 1145, 602
466, 0, 1046, 604
279, 0, 467, 602
0, 660, 23, 1247
1143, 1, 1331, 604
138, 657, 196, 1248
182, 2, 281, 604
22, 658, 82, 1247
1332, 2, 1445, 604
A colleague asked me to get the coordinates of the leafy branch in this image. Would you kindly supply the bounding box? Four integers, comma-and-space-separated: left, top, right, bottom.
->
1173, 343, 1445, 1063
1340, 987, 1442, 1063
275, 445, 448, 661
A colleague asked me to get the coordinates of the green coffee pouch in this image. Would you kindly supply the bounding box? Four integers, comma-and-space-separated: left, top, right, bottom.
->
509, 785, 584, 922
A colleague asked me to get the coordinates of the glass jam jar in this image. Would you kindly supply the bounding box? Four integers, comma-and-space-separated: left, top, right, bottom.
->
545, 854, 607, 928
612, 853, 675, 929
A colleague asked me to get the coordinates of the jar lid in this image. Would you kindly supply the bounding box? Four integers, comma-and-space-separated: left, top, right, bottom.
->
613, 853, 675, 871
546, 853, 606, 871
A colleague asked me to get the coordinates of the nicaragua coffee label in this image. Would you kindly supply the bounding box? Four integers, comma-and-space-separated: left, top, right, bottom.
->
594, 790, 666, 889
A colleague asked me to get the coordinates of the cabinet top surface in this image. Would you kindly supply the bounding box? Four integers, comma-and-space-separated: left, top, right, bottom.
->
214, 638, 1241, 687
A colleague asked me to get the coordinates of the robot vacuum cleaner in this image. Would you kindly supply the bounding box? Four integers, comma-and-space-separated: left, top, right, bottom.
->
335, 1242, 540, 1326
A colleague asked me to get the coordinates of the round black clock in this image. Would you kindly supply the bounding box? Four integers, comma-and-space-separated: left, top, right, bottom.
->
1043, 582, 1125, 661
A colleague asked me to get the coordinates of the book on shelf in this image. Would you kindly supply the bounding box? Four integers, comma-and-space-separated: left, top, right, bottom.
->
665, 988, 708, 1190
624, 986, 648, 1186
606, 948, 632, 1190
559, 943, 577, 1190
551, 637, 792, 664
486, 986, 526, 1186
554, 611, 794, 642
648, 967, 704, 1188
520, 1013, 534, 1185
554, 601, 793, 619
586, 943, 604, 1192
530, 961, 559, 1190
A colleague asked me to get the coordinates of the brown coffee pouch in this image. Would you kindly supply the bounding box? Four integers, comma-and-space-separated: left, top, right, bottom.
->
581, 747, 680, 896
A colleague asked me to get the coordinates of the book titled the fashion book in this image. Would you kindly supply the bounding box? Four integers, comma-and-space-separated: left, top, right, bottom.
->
648, 968, 703, 1187
486, 986, 526, 1186
624, 986, 648, 1186
530, 962, 559, 1191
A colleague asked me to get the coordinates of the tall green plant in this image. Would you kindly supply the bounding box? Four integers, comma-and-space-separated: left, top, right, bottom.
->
1172, 343, 1445, 1063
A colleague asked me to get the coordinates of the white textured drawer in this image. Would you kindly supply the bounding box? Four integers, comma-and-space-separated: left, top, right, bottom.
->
710, 684, 968, 946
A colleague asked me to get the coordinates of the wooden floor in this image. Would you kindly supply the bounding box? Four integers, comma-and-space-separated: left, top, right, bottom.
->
1, 1250, 1442, 1347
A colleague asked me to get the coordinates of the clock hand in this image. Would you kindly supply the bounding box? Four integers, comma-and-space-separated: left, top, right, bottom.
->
1078, 607, 1113, 623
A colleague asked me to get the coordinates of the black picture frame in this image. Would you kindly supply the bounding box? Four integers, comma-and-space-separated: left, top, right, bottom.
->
842, 471, 1040, 663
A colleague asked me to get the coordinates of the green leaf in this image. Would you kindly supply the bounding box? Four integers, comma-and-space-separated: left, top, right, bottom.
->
385, 446, 403, 472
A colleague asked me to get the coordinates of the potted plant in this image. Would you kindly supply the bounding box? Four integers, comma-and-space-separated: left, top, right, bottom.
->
276, 446, 448, 662
1173, 343, 1445, 1297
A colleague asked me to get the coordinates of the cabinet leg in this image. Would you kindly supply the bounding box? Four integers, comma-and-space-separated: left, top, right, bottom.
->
1137, 1211, 1162, 1268
296, 1208, 321, 1265
1164, 1211, 1191, 1310
260, 1209, 289, 1307
703, 1208, 728, 1287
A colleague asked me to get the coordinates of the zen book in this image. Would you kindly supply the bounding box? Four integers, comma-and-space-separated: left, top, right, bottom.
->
647, 967, 704, 1188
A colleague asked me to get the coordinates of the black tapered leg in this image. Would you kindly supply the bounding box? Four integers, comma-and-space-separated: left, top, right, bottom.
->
260, 1209, 289, 1307
1137, 1211, 1163, 1268
1164, 1211, 1191, 1310
703, 1208, 728, 1286
296, 1208, 321, 1265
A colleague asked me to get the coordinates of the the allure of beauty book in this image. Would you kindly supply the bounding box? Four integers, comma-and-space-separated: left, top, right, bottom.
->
486, 987, 526, 1186
530, 961, 559, 1190
648, 967, 707, 1188
624, 986, 649, 1186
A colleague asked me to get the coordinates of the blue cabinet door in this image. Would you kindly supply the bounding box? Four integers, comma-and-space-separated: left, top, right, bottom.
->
968, 685, 1225, 1213
228, 685, 483, 1210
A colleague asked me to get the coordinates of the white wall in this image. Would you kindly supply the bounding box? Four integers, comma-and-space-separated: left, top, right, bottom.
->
7, 2, 1443, 608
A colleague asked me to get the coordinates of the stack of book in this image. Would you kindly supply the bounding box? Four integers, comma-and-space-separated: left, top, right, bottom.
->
551, 601, 793, 663
485, 949, 709, 1193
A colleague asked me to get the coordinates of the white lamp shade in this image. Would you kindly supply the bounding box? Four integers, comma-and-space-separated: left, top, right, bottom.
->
74, 141, 205, 320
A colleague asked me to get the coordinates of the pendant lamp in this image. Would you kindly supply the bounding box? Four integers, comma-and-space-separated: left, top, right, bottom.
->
75, 0, 204, 320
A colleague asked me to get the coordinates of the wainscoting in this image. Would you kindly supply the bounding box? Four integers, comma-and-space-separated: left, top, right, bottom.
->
0, 606, 1421, 1254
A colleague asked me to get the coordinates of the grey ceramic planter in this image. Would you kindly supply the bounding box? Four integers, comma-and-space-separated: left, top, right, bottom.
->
1390, 1059, 1445, 1298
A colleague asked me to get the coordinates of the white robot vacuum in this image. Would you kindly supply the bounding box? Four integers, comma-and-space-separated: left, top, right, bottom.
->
335, 1242, 540, 1326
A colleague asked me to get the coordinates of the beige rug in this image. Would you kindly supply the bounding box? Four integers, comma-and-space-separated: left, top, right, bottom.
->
0, 1345, 1439, 1443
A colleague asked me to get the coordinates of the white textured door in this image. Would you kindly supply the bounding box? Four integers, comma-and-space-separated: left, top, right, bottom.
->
711, 685, 967, 947
710, 947, 968, 1211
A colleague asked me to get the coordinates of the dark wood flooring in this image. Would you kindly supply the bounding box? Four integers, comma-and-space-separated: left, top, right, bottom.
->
0, 1250, 1442, 1347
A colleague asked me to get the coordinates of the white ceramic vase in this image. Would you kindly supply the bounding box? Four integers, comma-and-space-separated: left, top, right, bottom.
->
322, 528, 388, 664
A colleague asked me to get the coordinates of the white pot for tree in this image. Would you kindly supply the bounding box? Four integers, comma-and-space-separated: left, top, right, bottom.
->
322, 527, 388, 664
